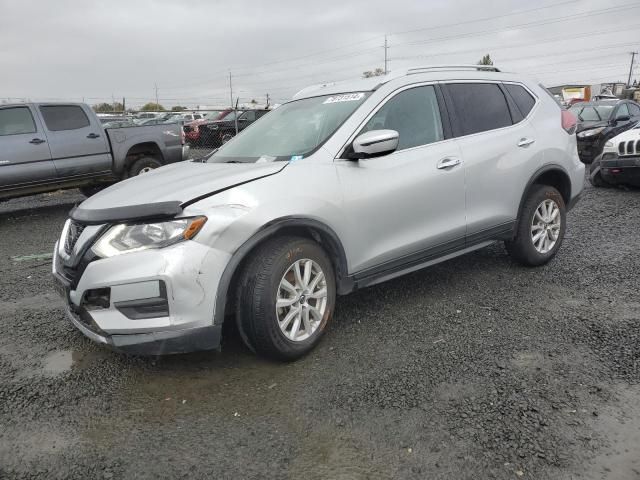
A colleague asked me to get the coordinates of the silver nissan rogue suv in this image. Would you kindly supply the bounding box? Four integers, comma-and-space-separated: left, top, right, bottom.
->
52, 65, 584, 360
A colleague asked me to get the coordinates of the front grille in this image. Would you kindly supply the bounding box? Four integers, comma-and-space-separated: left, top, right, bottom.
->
619, 139, 640, 156
64, 221, 85, 255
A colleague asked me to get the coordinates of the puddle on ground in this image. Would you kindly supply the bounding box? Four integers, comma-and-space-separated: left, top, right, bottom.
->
42, 350, 73, 375
583, 385, 640, 479
40, 349, 108, 376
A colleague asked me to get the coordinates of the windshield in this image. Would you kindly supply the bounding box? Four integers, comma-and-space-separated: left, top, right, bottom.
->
207, 92, 370, 163
205, 110, 223, 119
570, 104, 615, 121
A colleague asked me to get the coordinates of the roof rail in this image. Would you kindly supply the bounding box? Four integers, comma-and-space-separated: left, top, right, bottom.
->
406, 64, 501, 74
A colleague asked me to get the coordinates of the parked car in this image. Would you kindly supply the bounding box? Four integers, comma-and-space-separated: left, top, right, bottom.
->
102, 119, 136, 129
183, 109, 231, 145
589, 126, 640, 187
52, 65, 584, 361
0, 102, 189, 199
198, 109, 270, 147
570, 99, 640, 163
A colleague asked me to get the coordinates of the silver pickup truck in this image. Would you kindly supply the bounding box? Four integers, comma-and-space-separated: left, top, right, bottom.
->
0, 103, 189, 199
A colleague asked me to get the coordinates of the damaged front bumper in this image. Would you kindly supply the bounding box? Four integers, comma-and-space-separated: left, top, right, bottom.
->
52, 238, 230, 355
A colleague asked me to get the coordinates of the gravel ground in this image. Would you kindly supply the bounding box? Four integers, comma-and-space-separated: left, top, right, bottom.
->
0, 181, 639, 479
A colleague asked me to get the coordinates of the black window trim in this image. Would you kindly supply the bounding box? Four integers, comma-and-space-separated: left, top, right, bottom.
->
440, 80, 538, 139
0, 105, 39, 137
38, 104, 91, 132
337, 81, 453, 159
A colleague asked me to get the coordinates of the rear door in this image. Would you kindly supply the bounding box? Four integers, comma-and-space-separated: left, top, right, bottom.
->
0, 105, 55, 188
443, 81, 543, 242
37, 104, 112, 179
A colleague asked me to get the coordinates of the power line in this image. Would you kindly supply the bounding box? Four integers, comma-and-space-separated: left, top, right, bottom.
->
395, 3, 640, 48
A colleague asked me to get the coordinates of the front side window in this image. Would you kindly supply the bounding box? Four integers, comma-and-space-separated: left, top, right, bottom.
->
0, 107, 37, 136
241, 111, 256, 122
447, 83, 513, 136
360, 85, 444, 150
40, 105, 90, 131
208, 92, 369, 163
615, 103, 630, 118
629, 103, 640, 116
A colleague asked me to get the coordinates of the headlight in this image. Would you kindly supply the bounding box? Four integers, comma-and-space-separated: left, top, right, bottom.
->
577, 127, 605, 138
605, 141, 614, 147
92, 217, 207, 258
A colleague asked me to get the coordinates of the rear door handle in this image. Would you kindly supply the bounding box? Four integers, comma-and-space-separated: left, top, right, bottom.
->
518, 138, 535, 147
87, 133, 101, 139
29, 138, 46, 145
437, 157, 462, 169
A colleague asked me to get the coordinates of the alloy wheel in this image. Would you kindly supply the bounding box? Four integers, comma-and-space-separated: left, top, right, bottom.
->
276, 259, 328, 342
531, 199, 561, 254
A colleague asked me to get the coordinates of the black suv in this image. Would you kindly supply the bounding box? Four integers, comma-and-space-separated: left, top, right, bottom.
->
570, 99, 640, 164
198, 109, 270, 147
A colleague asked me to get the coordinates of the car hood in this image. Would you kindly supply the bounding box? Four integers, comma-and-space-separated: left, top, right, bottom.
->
576, 120, 608, 133
78, 161, 287, 212
609, 126, 640, 144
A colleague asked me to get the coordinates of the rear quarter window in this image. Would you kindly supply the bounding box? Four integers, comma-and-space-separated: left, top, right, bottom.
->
39, 105, 90, 131
504, 84, 536, 118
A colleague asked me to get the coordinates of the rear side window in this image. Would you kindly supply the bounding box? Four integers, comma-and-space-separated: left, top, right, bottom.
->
447, 83, 512, 136
241, 111, 256, 121
361, 85, 444, 150
39, 105, 90, 131
0, 107, 37, 136
504, 84, 536, 118
629, 103, 640, 116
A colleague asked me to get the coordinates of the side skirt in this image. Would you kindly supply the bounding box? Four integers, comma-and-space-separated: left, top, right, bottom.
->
351, 240, 496, 290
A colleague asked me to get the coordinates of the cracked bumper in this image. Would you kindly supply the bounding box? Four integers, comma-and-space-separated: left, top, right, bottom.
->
53, 240, 231, 354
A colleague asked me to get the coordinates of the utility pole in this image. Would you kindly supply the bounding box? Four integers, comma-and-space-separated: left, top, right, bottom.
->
628, 52, 638, 87
154, 82, 159, 110
384, 35, 389, 75
266, 93, 270, 108
228, 72, 234, 109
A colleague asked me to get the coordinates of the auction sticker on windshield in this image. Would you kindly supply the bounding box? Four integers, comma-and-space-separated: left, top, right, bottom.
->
323, 93, 365, 104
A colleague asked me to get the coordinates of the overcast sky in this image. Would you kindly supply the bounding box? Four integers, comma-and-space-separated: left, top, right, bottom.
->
1, 0, 639, 108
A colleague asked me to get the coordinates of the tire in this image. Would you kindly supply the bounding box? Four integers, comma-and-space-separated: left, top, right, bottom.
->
505, 185, 567, 267
589, 169, 609, 188
128, 157, 162, 177
79, 185, 108, 197
221, 133, 234, 144
236, 236, 336, 361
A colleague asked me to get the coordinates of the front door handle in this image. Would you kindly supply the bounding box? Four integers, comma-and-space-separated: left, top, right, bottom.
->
87, 133, 101, 139
29, 138, 46, 145
437, 157, 462, 169
518, 137, 535, 147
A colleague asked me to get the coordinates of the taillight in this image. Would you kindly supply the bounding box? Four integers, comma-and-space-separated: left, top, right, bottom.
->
561, 110, 577, 134
180, 127, 185, 145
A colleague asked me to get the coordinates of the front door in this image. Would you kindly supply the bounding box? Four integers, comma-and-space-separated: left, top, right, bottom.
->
335, 84, 466, 276
0, 105, 55, 188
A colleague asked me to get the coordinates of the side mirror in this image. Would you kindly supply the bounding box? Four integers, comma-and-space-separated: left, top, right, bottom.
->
348, 129, 399, 159
615, 114, 631, 123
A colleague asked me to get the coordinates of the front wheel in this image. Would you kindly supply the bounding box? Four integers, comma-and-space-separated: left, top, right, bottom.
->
236, 236, 336, 361
505, 185, 567, 266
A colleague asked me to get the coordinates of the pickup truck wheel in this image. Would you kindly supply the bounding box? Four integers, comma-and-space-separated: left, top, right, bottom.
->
236, 236, 336, 361
505, 185, 566, 267
129, 157, 162, 177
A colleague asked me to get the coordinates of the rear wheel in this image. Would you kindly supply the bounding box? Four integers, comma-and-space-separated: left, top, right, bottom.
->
128, 157, 162, 177
236, 236, 336, 361
505, 185, 566, 266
